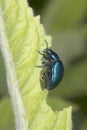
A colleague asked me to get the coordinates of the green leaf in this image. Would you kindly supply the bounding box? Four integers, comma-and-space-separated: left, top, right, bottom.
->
47, 96, 78, 111
42, 0, 87, 31
80, 119, 87, 130
0, 52, 8, 96
0, 98, 14, 130
0, 0, 72, 130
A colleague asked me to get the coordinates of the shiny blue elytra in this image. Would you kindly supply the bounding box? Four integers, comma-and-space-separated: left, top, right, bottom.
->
37, 41, 64, 90
45, 50, 64, 90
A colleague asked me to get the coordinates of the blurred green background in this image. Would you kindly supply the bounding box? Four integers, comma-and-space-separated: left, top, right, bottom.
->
0, 0, 87, 130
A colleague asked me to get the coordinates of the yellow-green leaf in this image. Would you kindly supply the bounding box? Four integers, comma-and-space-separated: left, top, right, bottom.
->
0, 0, 72, 130
0, 98, 14, 130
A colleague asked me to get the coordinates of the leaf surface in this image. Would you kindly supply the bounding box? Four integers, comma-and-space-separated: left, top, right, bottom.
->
0, 0, 72, 130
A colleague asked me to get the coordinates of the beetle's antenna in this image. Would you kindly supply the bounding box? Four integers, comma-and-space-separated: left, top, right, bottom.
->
44, 40, 48, 49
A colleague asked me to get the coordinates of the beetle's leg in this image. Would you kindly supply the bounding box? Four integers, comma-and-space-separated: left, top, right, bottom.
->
37, 50, 48, 60
36, 61, 49, 68
37, 50, 45, 55
50, 59, 58, 63
36, 63, 48, 68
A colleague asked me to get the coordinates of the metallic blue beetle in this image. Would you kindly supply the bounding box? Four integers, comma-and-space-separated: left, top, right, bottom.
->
37, 41, 64, 90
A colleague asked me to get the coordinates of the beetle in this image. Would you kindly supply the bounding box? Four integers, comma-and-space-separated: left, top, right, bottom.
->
37, 40, 64, 90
